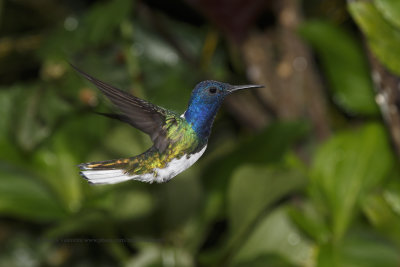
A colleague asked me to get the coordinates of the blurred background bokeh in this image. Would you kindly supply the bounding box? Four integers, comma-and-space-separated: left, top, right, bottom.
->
1, 0, 400, 266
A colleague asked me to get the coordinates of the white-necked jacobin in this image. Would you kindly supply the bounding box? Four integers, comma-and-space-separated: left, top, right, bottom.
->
73, 65, 263, 185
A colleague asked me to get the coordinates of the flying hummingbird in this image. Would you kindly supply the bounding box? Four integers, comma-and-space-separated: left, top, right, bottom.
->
73, 65, 263, 185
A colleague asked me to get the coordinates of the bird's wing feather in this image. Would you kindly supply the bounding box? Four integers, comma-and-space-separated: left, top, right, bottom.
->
72, 64, 178, 152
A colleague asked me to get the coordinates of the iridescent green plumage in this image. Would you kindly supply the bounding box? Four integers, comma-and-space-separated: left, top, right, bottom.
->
82, 115, 202, 178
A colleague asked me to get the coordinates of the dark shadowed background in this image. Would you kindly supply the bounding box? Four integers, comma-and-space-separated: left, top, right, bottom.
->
1, 0, 400, 266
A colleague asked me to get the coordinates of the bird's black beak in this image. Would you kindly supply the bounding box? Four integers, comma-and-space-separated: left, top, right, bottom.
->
228, 84, 264, 93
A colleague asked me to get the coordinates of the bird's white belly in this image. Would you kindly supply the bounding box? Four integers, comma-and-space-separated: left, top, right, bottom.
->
151, 145, 207, 183
81, 145, 207, 184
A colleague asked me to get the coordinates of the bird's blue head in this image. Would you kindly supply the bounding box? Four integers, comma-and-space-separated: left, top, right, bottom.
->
184, 80, 263, 140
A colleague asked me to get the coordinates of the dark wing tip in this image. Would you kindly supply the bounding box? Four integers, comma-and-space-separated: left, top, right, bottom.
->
79, 171, 89, 180
70, 63, 97, 83
69, 62, 81, 74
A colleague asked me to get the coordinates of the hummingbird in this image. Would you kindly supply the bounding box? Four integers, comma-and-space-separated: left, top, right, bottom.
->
73, 65, 263, 185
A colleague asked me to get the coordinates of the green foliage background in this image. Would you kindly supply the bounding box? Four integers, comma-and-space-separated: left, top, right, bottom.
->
0, 0, 400, 266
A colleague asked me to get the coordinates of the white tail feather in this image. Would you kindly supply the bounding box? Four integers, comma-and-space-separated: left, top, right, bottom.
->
80, 169, 157, 184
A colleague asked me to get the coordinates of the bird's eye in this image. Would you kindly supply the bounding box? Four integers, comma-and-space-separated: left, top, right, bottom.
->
209, 87, 217, 94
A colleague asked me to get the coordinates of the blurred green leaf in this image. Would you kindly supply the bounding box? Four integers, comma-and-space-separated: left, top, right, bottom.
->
0, 86, 25, 164
228, 165, 305, 234
0, 163, 66, 221
38, 85, 73, 125
155, 172, 203, 230
46, 112, 109, 161
32, 115, 101, 212
317, 228, 400, 267
38, 0, 132, 60
84, 0, 132, 44
14, 85, 49, 151
126, 244, 162, 267
44, 210, 106, 239
349, 1, 400, 75
7, 83, 72, 153
0, 87, 16, 138
310, 123, 394, 242
233, 253, 295, 267
46, 139, 82, 213
299, 20, 378, 115
109, 188, 154, 221
362, 192, 400, 246
0, 232, 50, 267
204, 121, 309, 191
211, 165, 307, 267
198, 122, 309, 263
126, 244, 194, 267
374, 0, 400, 28
104, 125, 149, 158
233, 207, 314, 267
383, 178, 400, 216
288, 200, 330, 244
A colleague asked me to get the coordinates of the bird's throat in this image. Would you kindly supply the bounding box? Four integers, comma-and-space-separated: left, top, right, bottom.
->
184, 103, 218, 140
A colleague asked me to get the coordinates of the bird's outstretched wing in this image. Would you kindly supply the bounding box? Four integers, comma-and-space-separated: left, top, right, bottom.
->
72, 64, 178, 152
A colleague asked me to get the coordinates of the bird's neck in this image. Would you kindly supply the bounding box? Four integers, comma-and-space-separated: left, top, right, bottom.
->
184, 102, 219, 140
